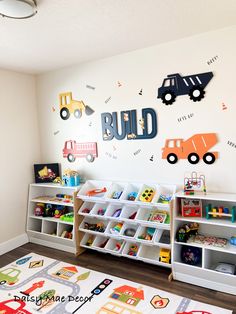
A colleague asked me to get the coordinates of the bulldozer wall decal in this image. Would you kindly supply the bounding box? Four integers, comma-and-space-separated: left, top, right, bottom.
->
157, 72, 213, 105
162, 133, 218, 165
59, 92, 94, 120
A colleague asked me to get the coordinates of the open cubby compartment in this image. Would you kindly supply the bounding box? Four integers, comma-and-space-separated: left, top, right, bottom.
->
174, 243, 203, 268
153, 184, 176, 204
80, 233, 96, 247
154, 229, 171, 245
106, 181, 128, 200
105, 220, 124, 237
119, 182, 143, 202
122, 241, 141, 259
204, 249, 236, 274
119, 205, 139, 222
105, 238, 125, 254
135, 226, 156, 243
42, 220, 57, 236
136, 183, 158, 204
27, 217, 42, 232
138, 244, 160, 263
104, 204, 123, 219
77, 180, 112, 200
120, 223, 139, 239
92, 235, 109, 250
79, 217, 108, 234
79, 201, 96, 215
90, 202, 109, 217
57, 222, 73, 239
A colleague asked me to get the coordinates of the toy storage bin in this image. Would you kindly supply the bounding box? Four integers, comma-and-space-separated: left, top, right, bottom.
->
106, 182, 128, 200
138, 244, 160, 263
79, 217, 108, 234
136, 183, 158, 204
104, 204, 123, 219
136, 207, 167, 226
92, 235, 109, 251
174, 243, 202, 267
80, 233, 96, 248
78, 202, 95, 216
105, 221, 124, 237
77, 180, 112, 200
57, 223, 73, 239
90, 202, 109, 217
120, 223, 139, 239
104, 238, 125, 254
135, 226, 156, 243
119, 205, 139, 222
122, 241, 141, 259
152, 184, 176, 204
27, 217, 42, 232
120, 182, 143, 202
42, 220, 57, 236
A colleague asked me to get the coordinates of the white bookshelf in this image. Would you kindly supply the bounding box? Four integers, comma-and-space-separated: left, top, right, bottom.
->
76, 180, 176, 268
27, 183, 81, 253
173, 191, 236, 295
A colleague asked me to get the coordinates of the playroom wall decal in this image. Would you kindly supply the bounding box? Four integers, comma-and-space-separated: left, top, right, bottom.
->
101, 108, 157, 141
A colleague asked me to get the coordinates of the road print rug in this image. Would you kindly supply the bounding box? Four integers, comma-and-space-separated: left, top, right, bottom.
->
0, 253, 232, 314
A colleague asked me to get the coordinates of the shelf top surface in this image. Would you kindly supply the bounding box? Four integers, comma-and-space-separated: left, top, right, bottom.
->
175, 216, 236, 228
30, 183, 82, 190
175, 191, 236, 202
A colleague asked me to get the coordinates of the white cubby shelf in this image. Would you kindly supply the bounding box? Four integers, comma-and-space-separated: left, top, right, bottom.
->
173, 191, 236, 295
77, 180, 175, 268
27, 183, 81, 254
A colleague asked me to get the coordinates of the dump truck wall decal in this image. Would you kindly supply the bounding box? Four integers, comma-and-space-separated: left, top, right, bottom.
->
162, 133, 218, 164
157, 72, 213, 105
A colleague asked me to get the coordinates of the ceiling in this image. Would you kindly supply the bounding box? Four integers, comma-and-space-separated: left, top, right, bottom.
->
1, 0, 236, 74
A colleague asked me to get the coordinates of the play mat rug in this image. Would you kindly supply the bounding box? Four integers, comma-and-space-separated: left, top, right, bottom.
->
0, 253, 232, 314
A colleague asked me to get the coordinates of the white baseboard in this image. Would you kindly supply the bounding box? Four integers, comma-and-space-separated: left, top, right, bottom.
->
0, 233, 29, 255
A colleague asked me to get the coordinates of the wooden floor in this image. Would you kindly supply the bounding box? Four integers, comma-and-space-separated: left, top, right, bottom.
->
1, 243, 235, 313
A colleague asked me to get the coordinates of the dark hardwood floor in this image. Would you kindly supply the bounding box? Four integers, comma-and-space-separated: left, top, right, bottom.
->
1, 243, 235, 313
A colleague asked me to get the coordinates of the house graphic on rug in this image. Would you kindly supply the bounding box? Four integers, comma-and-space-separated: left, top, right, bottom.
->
109, 285, 144, 306
53, 266, 78, 280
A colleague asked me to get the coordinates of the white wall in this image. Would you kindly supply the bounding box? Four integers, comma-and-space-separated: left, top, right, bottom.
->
36, 26, 236, 193
0, 69, 41, 250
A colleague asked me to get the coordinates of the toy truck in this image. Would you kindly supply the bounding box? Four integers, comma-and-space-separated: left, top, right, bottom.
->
0, 299, 31, 314
157, 72, 213, 105
59, 92, 94, 120
159, 248, 171, 263
63, 140, 97, 162
162, 133, 218, 164
0, 268, 20, 285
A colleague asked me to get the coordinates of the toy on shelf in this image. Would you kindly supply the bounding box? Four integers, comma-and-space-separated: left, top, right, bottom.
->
159, 248, 171, 264
63, 169, 80, 187
112, 208, 122, 218
44, 204, 54, 217
97, 208, 106, 216
138, 227, 155, 241
128, 211, 137, 219
124, 228, 136, 237
127, 192, 138, 201
54, 205, 67, 218
53, 176, 63, 184
60, 212, 74, 222
60, 227, 73, 239
188, 234, 228, 248
82, 207, 91, 214
111, 191, 123, 199
86, 187, 107, 197
127, 244, 139, 256
158, 194, 172, 204
148, 210, 167, 223
34, 203, 45, 216
214, 263, 235, 275
181, 246, 201, 266
84, 222, 105, 233
110, 223, 123, 234
113, 240, 123, 252
176, 222, 199, 243
184, 171, 206, 195
181, 198, 202, 217
86, 236, 94, 246
230, 236, 236, 246
206, 204, 235, 223
139, 187, 155, 202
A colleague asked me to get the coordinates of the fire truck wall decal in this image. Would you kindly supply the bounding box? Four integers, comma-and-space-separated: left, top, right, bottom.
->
63, 140, 98, 163
162, 133, 218, 165
101, 108, 157, 141
59, 92, 94, 120
157, 72, 213, 105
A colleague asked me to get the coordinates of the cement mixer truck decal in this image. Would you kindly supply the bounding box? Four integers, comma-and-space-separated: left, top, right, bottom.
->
162, 133, 218, 164
157, 72, 213, 105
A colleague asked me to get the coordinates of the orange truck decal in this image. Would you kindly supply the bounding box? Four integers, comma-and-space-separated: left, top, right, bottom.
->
162, 133, 218, 164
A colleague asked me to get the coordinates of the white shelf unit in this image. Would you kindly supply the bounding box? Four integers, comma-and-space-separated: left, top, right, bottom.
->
27, 183, 81, 254
76, 180, 176, 268
173, 191, 236, 295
